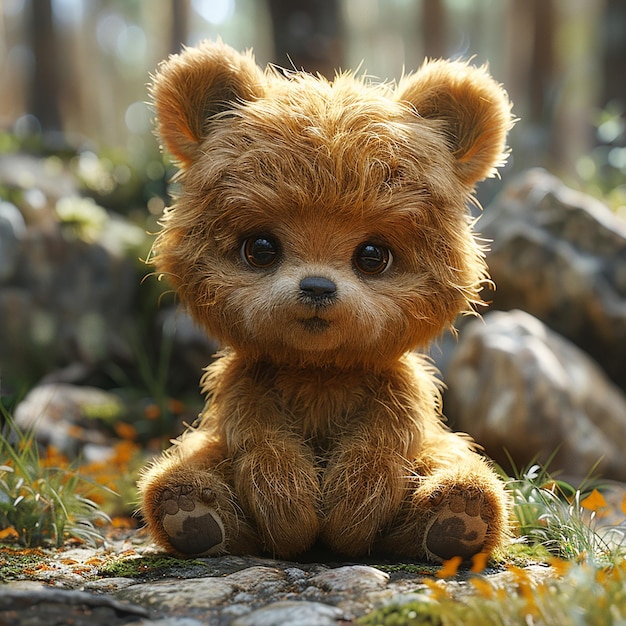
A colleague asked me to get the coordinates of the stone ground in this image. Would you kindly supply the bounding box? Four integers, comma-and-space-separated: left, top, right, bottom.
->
0, 525, 549, 626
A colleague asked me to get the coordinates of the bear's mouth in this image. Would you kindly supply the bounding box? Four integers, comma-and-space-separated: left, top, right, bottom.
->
298, 316, 331, 334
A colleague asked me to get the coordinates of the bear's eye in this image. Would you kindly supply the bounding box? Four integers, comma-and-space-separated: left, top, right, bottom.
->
354, 243, 393, 275
241, 236, 280, 269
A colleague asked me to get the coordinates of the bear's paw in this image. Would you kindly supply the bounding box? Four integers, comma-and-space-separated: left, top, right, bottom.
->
159, 485, 225, 555
424, 490, 489, 562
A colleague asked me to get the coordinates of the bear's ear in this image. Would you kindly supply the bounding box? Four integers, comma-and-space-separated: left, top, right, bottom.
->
150, 40, 265, 166
396, 60, 513, 186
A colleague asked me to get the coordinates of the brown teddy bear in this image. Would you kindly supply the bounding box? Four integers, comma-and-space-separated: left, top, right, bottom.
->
138, 40, 514, 563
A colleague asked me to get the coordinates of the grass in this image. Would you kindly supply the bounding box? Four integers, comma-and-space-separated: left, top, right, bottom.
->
360, 460, 626, 625
507, 460, 626, 566
0, 411, 114, 548
359, 558, 626, 625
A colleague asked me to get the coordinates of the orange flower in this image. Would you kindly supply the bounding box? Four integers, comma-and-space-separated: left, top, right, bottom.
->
144, 403, 161, 420
470, 551, 488, 574
581, 489, 607, 512
437, 555, 462, 579
114, 422, 138, 441
167, 398, 186, 414
422, 578, 450, 601
548, 557, 571, 577
111, 440, 139, 465
595, 567, 609, 587
111, 516, 137, 529
470, 576, 495, 599
506, 565, 538, 615
39, 446, 69, 468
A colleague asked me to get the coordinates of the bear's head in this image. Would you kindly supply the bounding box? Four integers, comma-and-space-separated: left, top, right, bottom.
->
150, 41, 512, 370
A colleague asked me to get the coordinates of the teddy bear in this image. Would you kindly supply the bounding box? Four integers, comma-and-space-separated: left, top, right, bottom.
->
138, 40, 514, 563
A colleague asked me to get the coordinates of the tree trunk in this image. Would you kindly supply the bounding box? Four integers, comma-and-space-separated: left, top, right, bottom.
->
602, 0, 626, 109
29, 0, 62, 133
266, 0, 343, 78
528, 0, 556, 126
170, 0, 189, 54
551, 0, 604, 176
422, 0, 446, 59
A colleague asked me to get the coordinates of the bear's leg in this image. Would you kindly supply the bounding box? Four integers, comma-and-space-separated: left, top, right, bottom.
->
137, 431, 260, 557
320, 443, 408, 557
232, 439, 321, 559
377, 443, 510, 563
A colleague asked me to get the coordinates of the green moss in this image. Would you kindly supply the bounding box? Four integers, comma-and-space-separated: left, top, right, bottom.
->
0, 546, 48, 582
495, 542, 552, 568
0, 413, 111, 548
98, 554, 209, 579
359, 598, 443, 626
372, 562, 440, 577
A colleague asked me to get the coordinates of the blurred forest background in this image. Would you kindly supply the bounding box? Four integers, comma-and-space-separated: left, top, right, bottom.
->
1, 0, 625, 210
1, 0, 625, 403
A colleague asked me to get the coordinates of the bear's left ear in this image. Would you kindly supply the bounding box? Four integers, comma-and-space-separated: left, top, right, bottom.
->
151, 40, 265, 167
396, 60, 513, 186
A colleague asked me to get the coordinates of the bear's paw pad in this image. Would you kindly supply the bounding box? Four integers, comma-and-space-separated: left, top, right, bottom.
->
425, 492, 488, 561
160, 485, 225, 555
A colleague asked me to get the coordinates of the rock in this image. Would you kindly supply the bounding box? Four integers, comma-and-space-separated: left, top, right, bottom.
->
231, 600, 345, 626
84, 577, 139, 592
13, 383, 125, 461
309, 565, 389, 592
0, 584, 149, 626
444, 309, 626, 480
481, 168, 626, 390
0, 201, 26, 282
0, 219, 139, 388
119, 576, 237, 612
9, 532, 603, 626
113, 562, 356, 624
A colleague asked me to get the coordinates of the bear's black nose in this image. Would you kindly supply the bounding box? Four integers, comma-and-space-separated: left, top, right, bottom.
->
299, 276, 337, 303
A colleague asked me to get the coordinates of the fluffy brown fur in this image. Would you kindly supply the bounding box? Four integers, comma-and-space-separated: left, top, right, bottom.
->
138, 40, 514, 562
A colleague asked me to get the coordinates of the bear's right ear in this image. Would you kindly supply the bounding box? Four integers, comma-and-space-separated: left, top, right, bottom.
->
151, 40, 265, 166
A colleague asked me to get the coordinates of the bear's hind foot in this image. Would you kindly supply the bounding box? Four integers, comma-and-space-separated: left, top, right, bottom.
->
160, 485, 225, 555
424, 490, 489, 562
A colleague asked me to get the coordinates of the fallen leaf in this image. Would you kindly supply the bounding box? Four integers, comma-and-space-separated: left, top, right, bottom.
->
0, 527, 19, 541
111, 516, 137, 529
